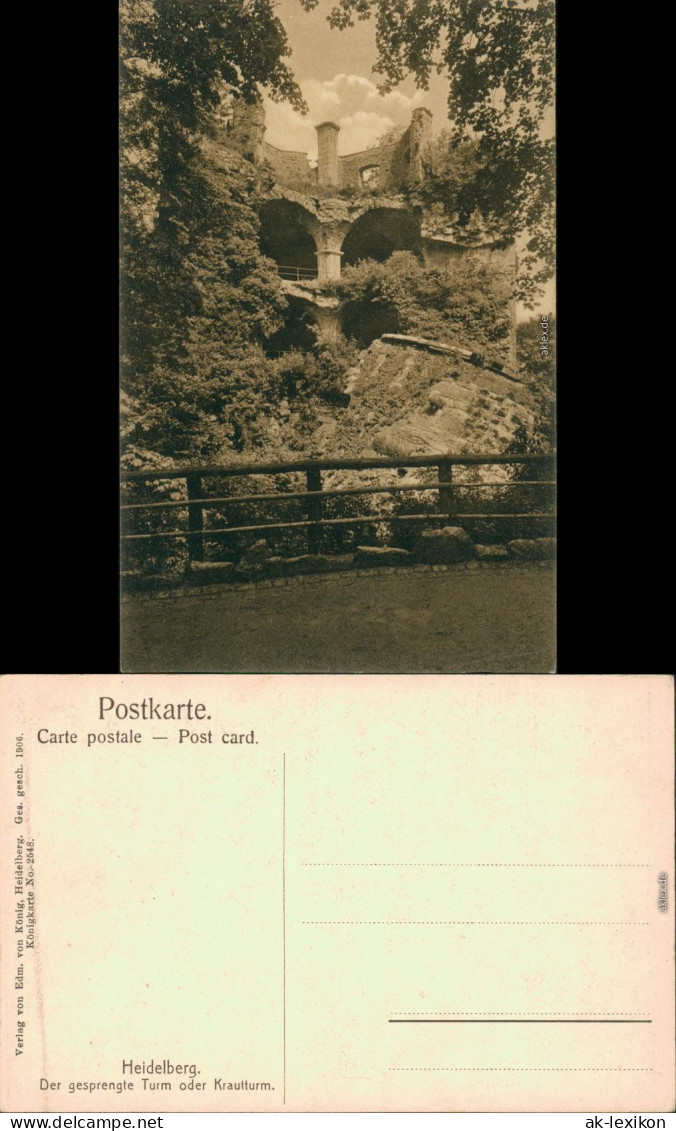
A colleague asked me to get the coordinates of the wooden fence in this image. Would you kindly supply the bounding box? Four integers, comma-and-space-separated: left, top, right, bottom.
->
121, 452, 555, 562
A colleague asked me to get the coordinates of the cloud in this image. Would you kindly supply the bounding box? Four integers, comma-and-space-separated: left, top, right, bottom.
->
336, 111, 396, 153
326, 73, 426, 113
262, 72, 428, 157
262, 100, 316, 155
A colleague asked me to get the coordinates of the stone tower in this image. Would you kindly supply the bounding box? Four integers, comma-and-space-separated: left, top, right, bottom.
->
231, 97, 266, 164
316, 121, 340, 187
408, 107, 433, 184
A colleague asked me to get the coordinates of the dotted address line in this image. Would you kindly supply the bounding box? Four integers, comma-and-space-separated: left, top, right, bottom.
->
301, 863, 650, 867
301, 921, 650, 925
388, 1068, 653, 1073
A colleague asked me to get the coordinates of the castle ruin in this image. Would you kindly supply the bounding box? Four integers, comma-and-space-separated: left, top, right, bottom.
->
210, 95, 517, 363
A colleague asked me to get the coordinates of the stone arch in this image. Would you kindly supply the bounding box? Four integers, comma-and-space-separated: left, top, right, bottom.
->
259, 200, 320, 279
341, 207, 422, 267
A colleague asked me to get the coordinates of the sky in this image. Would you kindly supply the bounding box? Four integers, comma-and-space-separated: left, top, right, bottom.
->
264, 0, 451, 156
264, 0, 554, 317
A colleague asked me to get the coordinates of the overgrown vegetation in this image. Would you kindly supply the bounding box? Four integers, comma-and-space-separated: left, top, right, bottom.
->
512, 314, 556, 455
120, 0, 307, 470
500, 313, 556, 522
120, 0, 357, 571
333, 250, 512, 360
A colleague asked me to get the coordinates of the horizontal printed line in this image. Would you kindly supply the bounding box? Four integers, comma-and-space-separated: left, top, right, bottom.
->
301, 863, 650, 867
388, 1019, 652, 1024
391, 1012, 651, 1016
301, 921, 650, 925
388, 1068, 654, 1072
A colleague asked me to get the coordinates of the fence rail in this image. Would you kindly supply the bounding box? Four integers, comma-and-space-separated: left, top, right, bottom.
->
276, 265, 318, 281
121, 452, 555, 561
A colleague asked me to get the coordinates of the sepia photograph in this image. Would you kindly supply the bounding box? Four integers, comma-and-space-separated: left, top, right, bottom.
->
120, 0, 556, 673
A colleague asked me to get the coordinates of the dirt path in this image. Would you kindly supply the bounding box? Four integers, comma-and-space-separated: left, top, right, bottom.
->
121, 563, 555, 673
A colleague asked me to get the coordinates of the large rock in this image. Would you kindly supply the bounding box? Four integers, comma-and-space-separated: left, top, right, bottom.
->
336, 341, 539, 457
507, 538, 556, 561
236, 538, 272, 580
413, 526, 475, 565
352, 546, 413, 568
265, 556, 287, 579
474, 544, 510, 562
283, 554, 351, 577
189, 561, 236, 586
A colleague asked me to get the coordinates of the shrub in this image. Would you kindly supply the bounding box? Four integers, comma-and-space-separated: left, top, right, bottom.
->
333, 251, 512, 362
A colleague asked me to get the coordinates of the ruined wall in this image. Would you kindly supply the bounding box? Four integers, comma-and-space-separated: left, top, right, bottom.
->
386, 129, 414, 190
337, 109, 432, 192
337, 124, 424, 192
223, 93, 433, 195
338, 134, 407, 192
229, 97, 266, 163
264, 143, 317, 190
421, 240, 517, 366
422, 240, 515, 274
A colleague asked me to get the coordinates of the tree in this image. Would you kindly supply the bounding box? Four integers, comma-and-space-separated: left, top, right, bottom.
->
300, 0, 554, 305
121, 0, 304, 243
120, 0, 306, 461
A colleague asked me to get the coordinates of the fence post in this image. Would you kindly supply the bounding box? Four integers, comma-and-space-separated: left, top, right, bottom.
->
437, 459, 455, 520
306, 465, 323, 554
186, 473, 204, 562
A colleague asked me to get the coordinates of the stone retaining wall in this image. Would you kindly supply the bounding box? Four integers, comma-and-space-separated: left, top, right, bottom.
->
122, 535, 556, 595
122, 558, 555, 604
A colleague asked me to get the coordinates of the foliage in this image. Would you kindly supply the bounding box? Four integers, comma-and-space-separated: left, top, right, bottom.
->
311, 340, 360, 399
273, 340, 357, 399
300, 0, 554, 305
120, 0, 316, 572
515, 313, 555, 448
417, 130, 489, 223
369, 124, 406, 150
122, 348, 289, 459
332, 350, 451, 453
120, 0, 306, 463
120, 447, 190, 578
333, 250, 511, 358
